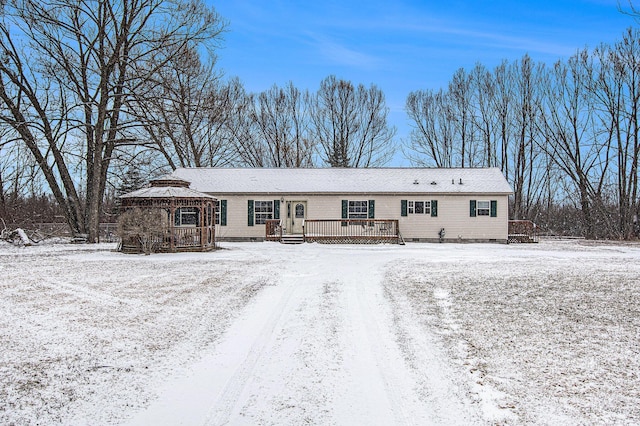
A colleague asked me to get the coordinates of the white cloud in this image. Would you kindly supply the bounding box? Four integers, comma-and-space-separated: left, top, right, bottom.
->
306, 33, 380, 68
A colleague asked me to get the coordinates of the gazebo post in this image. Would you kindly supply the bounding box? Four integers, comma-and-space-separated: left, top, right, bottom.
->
199, 203, 204, 250
169, 198, 176, 253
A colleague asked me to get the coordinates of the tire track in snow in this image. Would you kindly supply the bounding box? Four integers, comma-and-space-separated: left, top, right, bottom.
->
354, 278, 410, 426
203, 280, 297, 426
38, 276, 145, 308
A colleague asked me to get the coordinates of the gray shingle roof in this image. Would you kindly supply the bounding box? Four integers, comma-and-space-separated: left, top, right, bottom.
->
169, 167, 513, 195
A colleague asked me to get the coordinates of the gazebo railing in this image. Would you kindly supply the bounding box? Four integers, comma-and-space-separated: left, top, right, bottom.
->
120, 226, 211, 253
173, 227, 203, 247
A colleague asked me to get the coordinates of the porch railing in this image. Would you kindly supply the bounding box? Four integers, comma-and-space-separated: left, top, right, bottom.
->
508, 220, 539, 243
266, 218, 401, 244
307, 219, 400, 244
265, 219, 283, 241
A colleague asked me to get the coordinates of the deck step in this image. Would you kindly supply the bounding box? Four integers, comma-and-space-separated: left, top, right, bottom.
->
281, 234, 305, 244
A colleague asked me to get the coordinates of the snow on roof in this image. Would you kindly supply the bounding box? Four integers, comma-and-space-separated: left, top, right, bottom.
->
119, 185, 217, 199
169, 167, 513, 195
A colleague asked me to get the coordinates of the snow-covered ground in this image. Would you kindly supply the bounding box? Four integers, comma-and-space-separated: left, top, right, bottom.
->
1, 239, 639, 425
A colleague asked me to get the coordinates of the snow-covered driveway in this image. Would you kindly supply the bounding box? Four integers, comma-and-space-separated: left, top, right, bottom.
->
128, 245, 478, 425
2, 239, 639, 425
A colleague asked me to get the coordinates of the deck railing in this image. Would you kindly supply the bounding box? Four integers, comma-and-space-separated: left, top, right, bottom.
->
508, 220, 539, 243
305, 219, 400, 244
265, 219, 283, 241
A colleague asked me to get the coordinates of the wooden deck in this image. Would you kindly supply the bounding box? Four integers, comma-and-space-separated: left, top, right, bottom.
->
266, 219, 403, 244
508, 220, 538, 243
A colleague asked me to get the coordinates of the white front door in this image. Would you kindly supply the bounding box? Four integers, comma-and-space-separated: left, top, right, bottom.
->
287, 201, 307, 234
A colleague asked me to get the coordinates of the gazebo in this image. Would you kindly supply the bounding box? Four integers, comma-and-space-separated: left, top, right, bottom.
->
118, 176, 216, 253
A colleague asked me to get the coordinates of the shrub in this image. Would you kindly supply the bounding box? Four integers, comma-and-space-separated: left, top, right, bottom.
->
117, 207, 168, 254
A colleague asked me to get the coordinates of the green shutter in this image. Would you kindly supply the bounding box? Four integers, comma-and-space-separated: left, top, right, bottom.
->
470, 200, 476, 217
431, 200, 438, 217
490, 200, 497, 217
274, 200, 280, 220
220, 200, 227, 226
368, 200, 375, 219
401, 200, 408, 217
248, 200, 254, 226
341, 200, 348, 226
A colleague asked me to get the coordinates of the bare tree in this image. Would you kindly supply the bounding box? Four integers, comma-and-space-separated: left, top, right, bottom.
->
0, 0, 226, 242
131, 45, 235, 170
592, 29, 640, 238
222, 80, 267, 167
470, 63, 499, 167
618, 0, 640, 20
448, 68, 478, 167
405, 89, 456, 167
310, 75, 396, 167
248, 82, 315, 167
510, 55, 547, 220
491, 60, 515, 176
541, 51, 608, 238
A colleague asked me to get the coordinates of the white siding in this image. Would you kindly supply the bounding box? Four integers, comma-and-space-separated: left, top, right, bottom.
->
213, 193, 509, 242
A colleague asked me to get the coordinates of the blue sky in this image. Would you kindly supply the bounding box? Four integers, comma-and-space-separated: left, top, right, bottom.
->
212, 0, 634, 163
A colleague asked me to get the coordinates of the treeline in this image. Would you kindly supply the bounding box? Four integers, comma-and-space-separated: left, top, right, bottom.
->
406, 30, 640, 239
135, 74, 395, 170
0, 0, 638, 240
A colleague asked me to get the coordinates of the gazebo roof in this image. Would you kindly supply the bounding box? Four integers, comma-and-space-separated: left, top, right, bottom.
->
120, 186, 217, 199
149, 175, 191, 188
119, 175, 216, 200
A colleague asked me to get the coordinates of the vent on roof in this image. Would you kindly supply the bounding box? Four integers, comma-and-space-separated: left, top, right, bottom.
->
459, 178, 463, 185
431, 181, 437, 185
413, 179, 419, 185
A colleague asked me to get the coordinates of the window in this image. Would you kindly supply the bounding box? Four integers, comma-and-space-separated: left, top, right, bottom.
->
215, 200, 220, 225
248, 200, 279, 226
401, 200, 437, 217
175, 207, 199, 226
348, 200, 368, 219
477, 200, 490, 216
254, 200, 274, 225
213, 200, 220, 225
341, 200, 374, 225
408, 201, 431, 215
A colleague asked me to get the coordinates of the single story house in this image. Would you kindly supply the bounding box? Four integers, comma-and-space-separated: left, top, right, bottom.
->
167, 167, 513, 244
